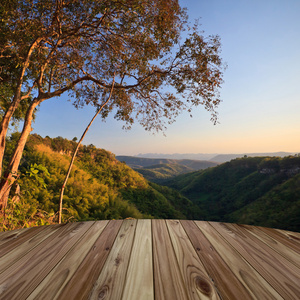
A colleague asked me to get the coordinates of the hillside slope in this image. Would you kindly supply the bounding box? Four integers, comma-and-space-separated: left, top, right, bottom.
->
2, 134, 199, 230
166, 156, 300, 232
134, 163, 194, 183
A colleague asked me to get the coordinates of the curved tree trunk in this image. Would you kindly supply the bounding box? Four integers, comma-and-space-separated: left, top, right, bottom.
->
0, 99, 41, 211
0, 38, 41, 177
58, 79, 115, 224
0, 90, 23, 177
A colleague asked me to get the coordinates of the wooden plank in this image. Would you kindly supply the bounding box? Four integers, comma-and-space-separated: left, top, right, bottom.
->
0, 225, 61, 273
181, 220, 252, 300
0, 226, 54, 255
122, 219, 154, 300
27, 220, 109, 300
195, 221, 283, 299
152, 219, 188, 300
276, 228, 300, 241
166, 220, 220, 299
0, 226, 44, 257
237, 224, 300, 268
56, 220, 122, 300
0, 227, 31, 244
210, 222, 300, 299
0, 221, 93, 300
258, 227, 300, 253
88, 219, 137, 299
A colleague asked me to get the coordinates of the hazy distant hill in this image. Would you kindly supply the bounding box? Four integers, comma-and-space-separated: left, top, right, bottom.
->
135, 152, 296, 163
209, 152, 295, 163
116, 156, 218, 183
136, 153, 217, 160
136, 151, 296, 163
116, 156, 218, 170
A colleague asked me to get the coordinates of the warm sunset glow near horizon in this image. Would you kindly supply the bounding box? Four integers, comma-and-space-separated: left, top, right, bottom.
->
33, 0, 300, 156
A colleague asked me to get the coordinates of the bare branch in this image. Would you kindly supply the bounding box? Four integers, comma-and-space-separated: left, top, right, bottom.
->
21, 82, 37, 100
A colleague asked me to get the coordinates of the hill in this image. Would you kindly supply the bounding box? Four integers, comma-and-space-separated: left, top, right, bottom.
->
209, 152, 295, 163
116, 155, 218, 169
116, 155, 218, 182
166, 156, 300, 232
134, 163, 194, 183
136, 153, 217, 160
133, 152, 296, 163
1, 134, 199, 230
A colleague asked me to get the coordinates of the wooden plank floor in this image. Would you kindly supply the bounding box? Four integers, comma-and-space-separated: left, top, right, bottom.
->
0, 220, 299, 300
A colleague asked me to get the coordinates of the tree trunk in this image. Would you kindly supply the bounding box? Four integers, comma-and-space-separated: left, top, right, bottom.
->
0, 92, 23, 177
58, 79, 115, 223
0, 100, 40, 211
0, 38, 41, 176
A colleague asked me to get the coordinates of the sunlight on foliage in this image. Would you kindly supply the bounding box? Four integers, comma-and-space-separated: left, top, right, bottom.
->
1, 134, 197, 231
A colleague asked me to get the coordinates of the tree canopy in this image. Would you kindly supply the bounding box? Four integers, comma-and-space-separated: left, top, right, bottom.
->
0, 0, 225, 210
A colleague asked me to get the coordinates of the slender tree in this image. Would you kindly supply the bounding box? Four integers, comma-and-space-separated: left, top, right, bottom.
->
58, 77, 115, 224
0, 0, 225, 210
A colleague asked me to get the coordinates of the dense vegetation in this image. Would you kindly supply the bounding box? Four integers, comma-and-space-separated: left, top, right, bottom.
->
166, 156, 300, 232
1, 134, 198, 230
133, 164, 194, 183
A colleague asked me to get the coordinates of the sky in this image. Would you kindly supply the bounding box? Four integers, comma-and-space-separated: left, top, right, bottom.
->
32, 0, 300, 156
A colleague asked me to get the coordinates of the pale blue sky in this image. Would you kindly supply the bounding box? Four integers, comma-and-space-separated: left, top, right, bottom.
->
32, 0, 300, 155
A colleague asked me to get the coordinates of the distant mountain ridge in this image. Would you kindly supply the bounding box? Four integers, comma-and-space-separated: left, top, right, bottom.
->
210, 152, 296, 163
116, 155, 218, 170
136, 153, 217, 160
135, 152, 296, 163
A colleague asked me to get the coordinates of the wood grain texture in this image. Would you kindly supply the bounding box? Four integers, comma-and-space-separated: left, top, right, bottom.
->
121, 219, 154, 300
88, 219, 137, 299
0, 220, 299, 300
0, 224, 60, 273
180, 220, 252, 300
210, 222, 300, 299
152, 219, 188, 300
27, 221, 109, 300
195, 221, 284, 299
166, 220, 220, 300
0, 221, 93, 300
260, 227, 300, 254
0, 227, 31, 244
0, 226, 48, 256
276, 228, 300, 241
57, 220, 122, 300
237, 224, 300, 268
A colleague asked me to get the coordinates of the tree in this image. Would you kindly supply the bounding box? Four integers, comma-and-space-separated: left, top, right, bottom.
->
0, 0, 225, 211
58, 77, 115, 224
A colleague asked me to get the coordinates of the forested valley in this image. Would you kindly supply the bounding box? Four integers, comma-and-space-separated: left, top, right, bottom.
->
2, 134, 299, 232
165, 155, 300, 232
